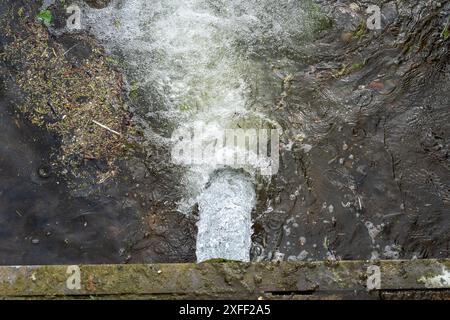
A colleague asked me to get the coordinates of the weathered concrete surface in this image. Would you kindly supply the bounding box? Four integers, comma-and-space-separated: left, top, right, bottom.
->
0, 260, 449, 299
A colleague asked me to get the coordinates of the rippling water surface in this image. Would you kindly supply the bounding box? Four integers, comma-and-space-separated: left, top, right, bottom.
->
1, 0, 448, 264
83, 0, 324, 261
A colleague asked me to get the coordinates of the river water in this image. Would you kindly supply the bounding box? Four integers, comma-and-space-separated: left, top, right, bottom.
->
82, 0, 325, 261
1, 0, 449, 264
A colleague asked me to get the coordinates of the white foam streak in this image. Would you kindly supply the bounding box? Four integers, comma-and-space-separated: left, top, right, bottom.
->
83, 0, 318, 262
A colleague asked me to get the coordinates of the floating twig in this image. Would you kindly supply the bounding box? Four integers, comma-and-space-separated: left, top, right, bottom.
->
63, 43, 79, 56
92, 120, 121, 136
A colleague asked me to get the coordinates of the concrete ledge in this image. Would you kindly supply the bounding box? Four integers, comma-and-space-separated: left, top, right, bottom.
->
0, 259, 449, 299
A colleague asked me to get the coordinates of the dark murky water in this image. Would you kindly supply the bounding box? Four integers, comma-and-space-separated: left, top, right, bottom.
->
0, 65, 196, 264
0, 74, 131, 264
0, 0, 449, 264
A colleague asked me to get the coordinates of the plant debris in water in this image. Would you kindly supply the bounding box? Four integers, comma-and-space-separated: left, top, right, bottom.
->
1, 18, 136, 174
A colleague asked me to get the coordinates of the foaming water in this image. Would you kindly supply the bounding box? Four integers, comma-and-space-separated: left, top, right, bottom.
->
83, 0, 322, 261
196, 171, 255, 262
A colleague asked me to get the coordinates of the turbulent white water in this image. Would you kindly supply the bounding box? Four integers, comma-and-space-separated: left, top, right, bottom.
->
196, 171, 255, 261
82, 0, 321, 262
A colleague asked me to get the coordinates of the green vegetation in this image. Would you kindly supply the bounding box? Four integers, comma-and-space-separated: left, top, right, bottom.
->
350, 62, 365, 71
178, 102, 191, 111
354, 21, 367, 40
129, 82, 140, 101
332, 61, 365, 78
305, 0, 333, 33
442, 24, 449, 40
37, 10, 52, 24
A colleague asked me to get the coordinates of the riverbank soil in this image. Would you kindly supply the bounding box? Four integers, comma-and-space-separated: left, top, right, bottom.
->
0, 0, 449, 265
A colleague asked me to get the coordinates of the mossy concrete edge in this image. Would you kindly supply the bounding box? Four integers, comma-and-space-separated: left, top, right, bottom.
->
0, 260, 449, 299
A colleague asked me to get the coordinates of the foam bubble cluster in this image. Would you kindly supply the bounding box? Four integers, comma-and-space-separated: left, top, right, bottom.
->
83, 0, 322, 261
